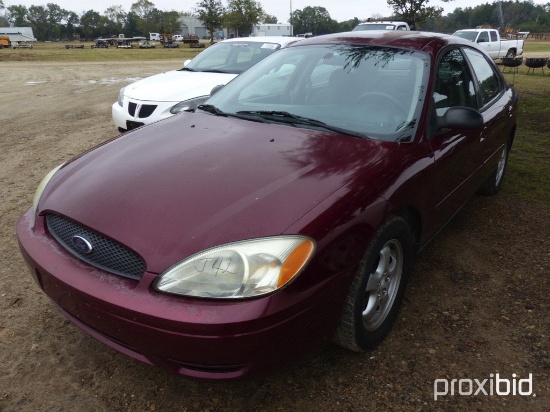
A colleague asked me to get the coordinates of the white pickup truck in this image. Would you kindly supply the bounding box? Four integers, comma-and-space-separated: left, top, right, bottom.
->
452, 29, 524, 59
353, 21, 411, 31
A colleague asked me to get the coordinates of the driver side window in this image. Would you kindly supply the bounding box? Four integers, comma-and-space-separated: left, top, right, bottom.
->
433, 48, 477, 116
477, 31, 489, 43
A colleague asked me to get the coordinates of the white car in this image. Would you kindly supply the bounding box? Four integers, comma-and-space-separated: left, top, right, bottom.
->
112, 36, 300, 132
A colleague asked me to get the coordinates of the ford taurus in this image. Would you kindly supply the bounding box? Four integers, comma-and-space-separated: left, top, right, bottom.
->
17, 31, 518, 380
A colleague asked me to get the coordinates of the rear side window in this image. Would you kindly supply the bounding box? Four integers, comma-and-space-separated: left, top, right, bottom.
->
490, 31, 498, 41
463, 48, 503, 108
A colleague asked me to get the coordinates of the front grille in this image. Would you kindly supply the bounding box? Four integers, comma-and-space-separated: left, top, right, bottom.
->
138, 104, 157, 118
127, 102, 157, 119
46, 214, 145, 280
128, 102, 137, 116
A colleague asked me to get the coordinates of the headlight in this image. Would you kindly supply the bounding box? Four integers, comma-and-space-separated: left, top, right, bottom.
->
155, 236, 315, 299
117, 87, 126, 107
32, 164, 64, 217
170, 96, 209, 114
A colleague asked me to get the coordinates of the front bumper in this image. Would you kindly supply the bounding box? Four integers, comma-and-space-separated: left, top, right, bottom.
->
17, 209, 345, 379
111, 98, 175, 131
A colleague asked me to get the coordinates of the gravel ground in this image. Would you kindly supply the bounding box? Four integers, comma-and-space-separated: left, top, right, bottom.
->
0, 60, 548, 411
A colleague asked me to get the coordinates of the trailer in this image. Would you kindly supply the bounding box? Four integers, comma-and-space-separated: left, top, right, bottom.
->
182, 34, 205, 48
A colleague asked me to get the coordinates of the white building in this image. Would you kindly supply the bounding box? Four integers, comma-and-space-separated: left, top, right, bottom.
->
252, 24, 292, 37
0, 27, 36, 42
178, 17, 207, 39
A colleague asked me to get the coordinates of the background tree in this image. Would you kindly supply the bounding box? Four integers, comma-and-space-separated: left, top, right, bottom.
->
26, 5, 48, 40
195, 0, 225, 43
158, 10, 183, 34
104, 5, 127, 35
0, 0, 6, 26
80, 9, 101, 39
130, 0, 156, 34
291, 6, 338, 35
338, 17, 360, 32
224, 0, 264, 37
45, 3, 68, 40
63, 11, 79, 40
7, 5, 29, 27
125, 11, 140, 37
263, 14, 278, 23
387, 0, 447, 28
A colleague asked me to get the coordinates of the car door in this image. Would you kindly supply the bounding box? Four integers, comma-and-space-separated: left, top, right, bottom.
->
476, 30, 497, 58
427, 47, 482, 230
462, 47, 511, 181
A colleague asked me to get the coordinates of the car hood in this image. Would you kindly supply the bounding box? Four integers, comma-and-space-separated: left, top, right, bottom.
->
124, 70, 237, 102
39, 113, 396, 273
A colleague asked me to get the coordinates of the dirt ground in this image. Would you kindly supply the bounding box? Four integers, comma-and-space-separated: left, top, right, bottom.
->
0, 60, 548, 412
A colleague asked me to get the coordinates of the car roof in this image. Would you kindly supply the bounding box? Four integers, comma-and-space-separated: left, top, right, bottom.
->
289, 31, 474, 54
219, 36, 300, 47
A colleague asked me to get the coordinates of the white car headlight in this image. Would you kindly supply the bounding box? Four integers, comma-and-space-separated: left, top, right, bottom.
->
118, 87, 126, 107
170, 96, 209, 114
32, 164, 64, 219
155, 236, 315, 299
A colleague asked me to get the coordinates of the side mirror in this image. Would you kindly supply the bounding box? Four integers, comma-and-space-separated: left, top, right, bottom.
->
210, 84, 224, 96
436, 107, 483, 130
477, 38, 487, 43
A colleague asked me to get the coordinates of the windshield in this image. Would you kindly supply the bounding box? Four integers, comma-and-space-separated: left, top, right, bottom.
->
183, 41, 281, 74
204, 44, 430, 142
452, 31, 478, 42
353, 24, 396, 31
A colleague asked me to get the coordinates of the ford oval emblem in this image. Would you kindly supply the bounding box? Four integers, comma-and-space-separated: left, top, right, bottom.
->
72, 235, 93, 254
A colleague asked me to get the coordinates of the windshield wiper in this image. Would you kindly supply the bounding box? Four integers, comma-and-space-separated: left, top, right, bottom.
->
200, 69, 230, 74
236, 110, 369, 139
197, 105, 268, 123
197, 104, 227, 116
180, 67, 195, 72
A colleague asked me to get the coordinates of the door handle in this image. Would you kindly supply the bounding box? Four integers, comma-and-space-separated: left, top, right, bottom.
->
480, 127, 488, 142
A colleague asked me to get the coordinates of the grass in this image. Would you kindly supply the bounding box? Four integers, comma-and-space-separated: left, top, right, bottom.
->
523, 39, 550, 55
500, 68, 550, 211
0, 40, 205, 62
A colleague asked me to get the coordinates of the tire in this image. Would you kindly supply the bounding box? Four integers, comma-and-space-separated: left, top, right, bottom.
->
334, 216, 414, 352
478, 142, 510, 196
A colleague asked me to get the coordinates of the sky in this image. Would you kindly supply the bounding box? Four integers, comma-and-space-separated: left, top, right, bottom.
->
3, 0, 548, 24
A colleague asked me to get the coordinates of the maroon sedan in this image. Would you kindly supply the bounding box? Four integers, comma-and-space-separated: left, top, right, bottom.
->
17, 31, 518, 380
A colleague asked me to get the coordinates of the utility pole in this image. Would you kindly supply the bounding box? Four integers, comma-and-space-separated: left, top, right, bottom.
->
290, 0, 293, 36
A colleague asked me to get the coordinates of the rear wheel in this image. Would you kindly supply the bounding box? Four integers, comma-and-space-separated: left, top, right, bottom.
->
478, 143, 510, 196
334, 216, 414, 351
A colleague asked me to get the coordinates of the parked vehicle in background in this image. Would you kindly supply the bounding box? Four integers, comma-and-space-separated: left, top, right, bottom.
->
149, 32, 161, 41
0, 35, 11, 48
12, 41, 33, 49
182, 34, 204, 48
20, 31, 518, 380
353, 20, 410, 31
138, 40, 156, 49
112, 36, 300, 132
453, 28, 524, 59
173, 34, 184, 42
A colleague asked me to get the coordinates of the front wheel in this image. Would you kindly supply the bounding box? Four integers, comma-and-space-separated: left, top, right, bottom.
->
334, 216, 414, 351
